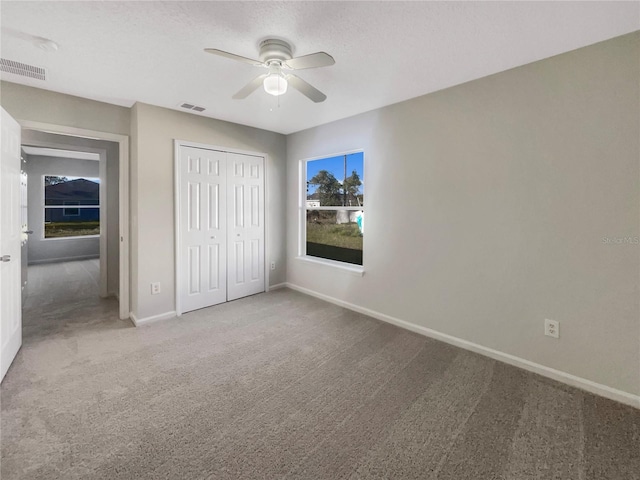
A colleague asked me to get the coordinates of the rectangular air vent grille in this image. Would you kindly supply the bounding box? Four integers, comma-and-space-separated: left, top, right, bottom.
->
1, 59, 46, 80
179, 102, 206, 113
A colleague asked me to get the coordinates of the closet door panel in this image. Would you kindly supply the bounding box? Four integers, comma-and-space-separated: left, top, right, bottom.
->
227, 153, 265, 301
179, 146, 227, 313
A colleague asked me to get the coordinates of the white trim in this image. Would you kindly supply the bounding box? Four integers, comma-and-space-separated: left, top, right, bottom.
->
174, 140, 268, 316
130, 310, 176, 326
28, 254, 99, 265
295, 255, 364, 276
268, 282, 287, 290
98, 151, 108, 297
41, 235, 100, 241
300, 148, 366, 164
118, 136, 130, 320
285, 282, 640, 409
43, 205, 99, 209
264, 151, 271, 293
19, 120, 130, 321
174, 141, 181, 317
173, 139, 266, 159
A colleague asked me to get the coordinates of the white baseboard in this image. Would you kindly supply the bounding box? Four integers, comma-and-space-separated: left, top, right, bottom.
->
285, 282, 640, 409
268, 282, 288, 291
29, 254, 100, 265
130, 310, 176, 327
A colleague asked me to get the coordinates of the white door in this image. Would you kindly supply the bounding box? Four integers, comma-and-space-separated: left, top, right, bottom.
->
179, 146, 227, 313
20, 162, 29, 302
1, 108, 22, 382
227, 153, 265, 301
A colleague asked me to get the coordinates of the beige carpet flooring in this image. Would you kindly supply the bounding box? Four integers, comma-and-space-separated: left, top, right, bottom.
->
1, 260, 639, 479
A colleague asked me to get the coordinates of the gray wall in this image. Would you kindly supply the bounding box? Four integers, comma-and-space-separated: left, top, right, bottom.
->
286, 32, 640, 396
131, 103, 287, 320
25, 155, 100, 263
0, 82, 131, 136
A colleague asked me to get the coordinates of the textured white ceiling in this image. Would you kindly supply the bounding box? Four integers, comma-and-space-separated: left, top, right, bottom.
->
1, 1, 638, 135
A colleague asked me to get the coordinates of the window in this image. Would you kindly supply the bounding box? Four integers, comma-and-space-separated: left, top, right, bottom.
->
302, 152, 364, 266
63, 201, 80, 217
44, 176, 100, 238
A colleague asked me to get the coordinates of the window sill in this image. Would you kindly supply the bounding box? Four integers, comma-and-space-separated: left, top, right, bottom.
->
42, 235, 100, 241
295, 255, 364, 276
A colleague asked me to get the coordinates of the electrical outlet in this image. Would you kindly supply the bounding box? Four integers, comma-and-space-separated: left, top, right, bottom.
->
151, 282, 161, 295
544, 319, 559, 338
271, 261, 276, 270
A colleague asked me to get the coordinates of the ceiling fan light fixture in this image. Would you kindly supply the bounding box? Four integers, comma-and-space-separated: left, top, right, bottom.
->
205, 40, 332, 102
263, 72, 288, 96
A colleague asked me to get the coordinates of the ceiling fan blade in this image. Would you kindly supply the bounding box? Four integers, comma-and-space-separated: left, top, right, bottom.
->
204, 48, 263, 67
286, 74, 327, 103
284, 52, 335, 70
232, 74, 269, 99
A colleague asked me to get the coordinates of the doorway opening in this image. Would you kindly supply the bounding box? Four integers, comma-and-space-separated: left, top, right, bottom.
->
20, 134, 117, 336
18, 123, 130, 328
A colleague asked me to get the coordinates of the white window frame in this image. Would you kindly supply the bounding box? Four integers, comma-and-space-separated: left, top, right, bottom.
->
298, 150, 365, 275
43, 175, 101, 240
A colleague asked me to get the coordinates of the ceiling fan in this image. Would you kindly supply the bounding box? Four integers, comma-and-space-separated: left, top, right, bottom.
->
205, 39, 334, 103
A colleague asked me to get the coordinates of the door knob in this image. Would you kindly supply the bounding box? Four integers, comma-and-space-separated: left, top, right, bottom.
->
25, 230, 33, 234
1, 255, 11, 263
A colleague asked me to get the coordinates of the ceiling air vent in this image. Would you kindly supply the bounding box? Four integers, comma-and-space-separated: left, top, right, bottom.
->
179, 102, 206, 113
0, 59, 46, 80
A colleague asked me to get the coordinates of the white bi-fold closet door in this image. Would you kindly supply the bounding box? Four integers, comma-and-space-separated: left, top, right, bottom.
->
177, 145, 265, 314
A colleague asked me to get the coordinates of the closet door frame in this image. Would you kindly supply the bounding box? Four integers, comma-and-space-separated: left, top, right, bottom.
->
174, 140, 270, 316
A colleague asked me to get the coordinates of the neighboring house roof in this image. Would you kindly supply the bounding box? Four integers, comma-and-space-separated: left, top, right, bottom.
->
45, 179, 99, 203
307, 191, 320, 200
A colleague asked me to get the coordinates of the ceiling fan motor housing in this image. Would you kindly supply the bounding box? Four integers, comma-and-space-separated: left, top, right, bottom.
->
259, 39, 293, 64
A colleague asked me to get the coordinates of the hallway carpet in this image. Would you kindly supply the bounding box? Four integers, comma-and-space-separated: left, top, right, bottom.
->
2, 268, 639, 479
